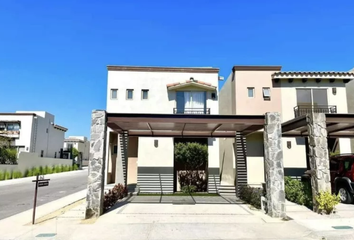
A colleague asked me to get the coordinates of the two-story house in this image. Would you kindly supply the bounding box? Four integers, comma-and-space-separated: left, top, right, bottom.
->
105, 66, 221, 193
346, 67, 354, 152
219, 66, 354, 191
0, 111, 67, 158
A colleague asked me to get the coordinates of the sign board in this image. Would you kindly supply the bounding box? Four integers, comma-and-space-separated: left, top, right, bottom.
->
38, 181, 49, 187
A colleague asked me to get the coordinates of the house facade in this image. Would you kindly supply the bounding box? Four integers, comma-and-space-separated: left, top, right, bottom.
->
105, 66, 221, 193
0, 111, 67, 158
64, 136, 90, 160
219, 66, 354, 190
346, 67, 354, 153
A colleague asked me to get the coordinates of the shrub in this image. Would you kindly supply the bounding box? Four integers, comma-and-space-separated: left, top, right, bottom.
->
315, 191, 340, 215
25, 169, 33, 177
12, 171, 23, 179
4, 171, 12, 180
39, 166, 44, 175
46, 166, 53, 174
54, 165, 61, 173
285, 177, 312, 208
181, 185, 197, 194
69, 165, 73, 171
103, 184, 128, 212
239, 185, 263, 209
0, 171, 4, 181
178, 170, 207, 192
73, 164, 79, 171
61, 165, 65, 172
32, 167, 40, 176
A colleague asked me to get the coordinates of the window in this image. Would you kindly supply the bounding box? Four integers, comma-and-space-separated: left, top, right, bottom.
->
0, 123, 5, 131
13, 123, 20, 130
7, 124, 14, 131
142, 89, 149, 100
127, 89, 134, 100
113, 145, 118, 154
247, 88, 254, 98
40, 150, 44, 157
111, 89, 118, 99
263, 87, 271, 100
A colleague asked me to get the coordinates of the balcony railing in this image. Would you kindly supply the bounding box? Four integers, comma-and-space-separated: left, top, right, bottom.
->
294, 105, 337, 118
173, 108, 210, 114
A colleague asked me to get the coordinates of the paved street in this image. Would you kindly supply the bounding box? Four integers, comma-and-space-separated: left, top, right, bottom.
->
0, 169, 88, 220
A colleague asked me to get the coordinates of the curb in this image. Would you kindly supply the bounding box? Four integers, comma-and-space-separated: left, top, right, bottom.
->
0, 168, 88, 186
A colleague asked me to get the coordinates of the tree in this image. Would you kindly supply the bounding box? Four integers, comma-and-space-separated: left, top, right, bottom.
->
174, 142, 208, 192
71, 147, 79, 160
0, 136, 17, 164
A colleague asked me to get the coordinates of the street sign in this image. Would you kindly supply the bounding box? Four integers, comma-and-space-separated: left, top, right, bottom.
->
38, 181, 49, 187
32, 175, 51, 224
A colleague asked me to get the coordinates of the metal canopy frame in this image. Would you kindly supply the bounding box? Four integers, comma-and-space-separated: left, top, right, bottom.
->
107, 113, 265, 138
282, 113, 354, 138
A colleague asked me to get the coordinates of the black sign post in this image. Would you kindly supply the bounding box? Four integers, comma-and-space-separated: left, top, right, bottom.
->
32, 174, 50, 224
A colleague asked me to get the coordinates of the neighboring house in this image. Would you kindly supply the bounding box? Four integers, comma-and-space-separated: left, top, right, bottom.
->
64, 136, 90, 160
0, 111, 67, 158
219, 66, 354, 190
346, 67, 354, 153
105, 66, 221, 193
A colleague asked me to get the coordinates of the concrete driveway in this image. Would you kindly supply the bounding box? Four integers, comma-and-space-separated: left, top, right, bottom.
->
128, 195, 242, 204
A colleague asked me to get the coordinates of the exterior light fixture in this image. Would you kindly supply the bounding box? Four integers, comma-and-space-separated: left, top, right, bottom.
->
287, 141, 291, 149
332, 88, 337, 95
154, 139, 158, 148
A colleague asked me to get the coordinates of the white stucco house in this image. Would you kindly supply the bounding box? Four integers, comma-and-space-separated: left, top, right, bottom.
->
64, 136, 90, 161
0, 111, 68, 158
105, 66, 222, 193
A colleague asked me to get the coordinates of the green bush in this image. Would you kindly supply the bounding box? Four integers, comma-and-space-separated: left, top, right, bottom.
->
69, 165, 73, 171
315, 191, 340, 214
73, 164, 79, 171
0, 171, 4, 181
239, 185, 263, 209
5, 171, 12, 180
181, 185, 197, 194
54, 165, 61, 173
61, 165, 65, 172
32, 167, 41, 176
46, 166, 53, 174
12, 171, 23, 179
25, 169, 33, 177
285, 177, 312, 208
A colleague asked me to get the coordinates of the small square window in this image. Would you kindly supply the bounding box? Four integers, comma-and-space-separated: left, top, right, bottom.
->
247, 87, 254, 98
263, 87, 271, 100
111, 89, 118, 99
142, 89, 149, 100
127, 89, 134, 100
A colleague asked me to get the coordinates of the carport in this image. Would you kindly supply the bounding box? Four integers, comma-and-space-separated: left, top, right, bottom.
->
85, 110, 286, 219
282, 113, 354, 212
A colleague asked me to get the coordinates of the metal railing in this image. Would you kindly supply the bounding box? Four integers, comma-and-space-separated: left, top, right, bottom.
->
294, 105, 337, 118
173, 108, 211, 114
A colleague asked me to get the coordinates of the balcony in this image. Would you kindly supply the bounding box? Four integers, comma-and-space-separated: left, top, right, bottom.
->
0, 130, 20, 139
173, 108, 211, 114
294, 105, 337, 118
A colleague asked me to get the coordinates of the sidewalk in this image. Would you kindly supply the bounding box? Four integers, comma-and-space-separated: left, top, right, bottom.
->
286, 201, 354, 240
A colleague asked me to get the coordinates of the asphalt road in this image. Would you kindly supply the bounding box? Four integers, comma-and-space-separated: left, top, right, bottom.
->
0, 169, 88, 220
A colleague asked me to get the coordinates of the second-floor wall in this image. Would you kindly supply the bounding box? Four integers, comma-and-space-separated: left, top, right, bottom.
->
106, 66, 220, 114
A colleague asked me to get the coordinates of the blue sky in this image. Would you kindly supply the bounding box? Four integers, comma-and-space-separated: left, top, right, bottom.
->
1, 0, 353, 138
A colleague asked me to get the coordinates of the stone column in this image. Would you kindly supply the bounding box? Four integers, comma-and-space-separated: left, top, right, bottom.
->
85, 110, 107, 219
306, 113, 331, 212
264, 112, 286, 218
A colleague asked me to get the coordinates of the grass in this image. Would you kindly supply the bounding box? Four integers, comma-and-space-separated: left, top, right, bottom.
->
138, 192, 219, 197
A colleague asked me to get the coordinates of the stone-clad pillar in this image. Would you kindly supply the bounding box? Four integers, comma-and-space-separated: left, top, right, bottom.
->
85, 110, 107, 219
306, 113, 331, 213
264, 112, 286, 218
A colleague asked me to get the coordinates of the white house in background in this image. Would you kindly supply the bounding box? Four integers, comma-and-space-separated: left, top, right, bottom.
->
0, 111, 67, 158
64, 136, 90, 160
105, 65, 220, 193
346, 67, 354, 152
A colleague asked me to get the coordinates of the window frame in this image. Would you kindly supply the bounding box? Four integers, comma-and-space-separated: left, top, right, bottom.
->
126, 89, 134, 100
262, 87, 271, 100
247, 87, 255, 98
141, 89, 149, 100
111, 89, 118, 100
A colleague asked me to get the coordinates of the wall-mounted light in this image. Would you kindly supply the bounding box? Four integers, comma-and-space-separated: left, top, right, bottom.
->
211, 92, 216, 100
154, 139, 158, 148
332, 88, 337, 95
287, 141, 291, 149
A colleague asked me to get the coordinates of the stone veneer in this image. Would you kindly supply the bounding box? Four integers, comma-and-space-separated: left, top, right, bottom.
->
85, 110, 107, 219
263, 112, 286, 218
306, 113, 331, 213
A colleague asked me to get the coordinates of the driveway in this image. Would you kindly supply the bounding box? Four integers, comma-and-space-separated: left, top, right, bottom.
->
128, 195, 242, 204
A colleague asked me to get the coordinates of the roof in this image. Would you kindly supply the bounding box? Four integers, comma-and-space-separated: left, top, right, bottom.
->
107, 65, 219, 73
53, 124, 68, 132
232, 66, 282, 71
167, 79, 217, 91
272, 71, 354, 79
107, 113, 265, 138
65, 138, 84, 143
0, 113, 36, 116
282, 114, 354, 138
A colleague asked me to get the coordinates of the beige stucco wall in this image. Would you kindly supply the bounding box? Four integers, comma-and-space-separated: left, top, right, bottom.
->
234, 70, 282, 115
346, 69, 354, 152
246, 133, 264, 187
